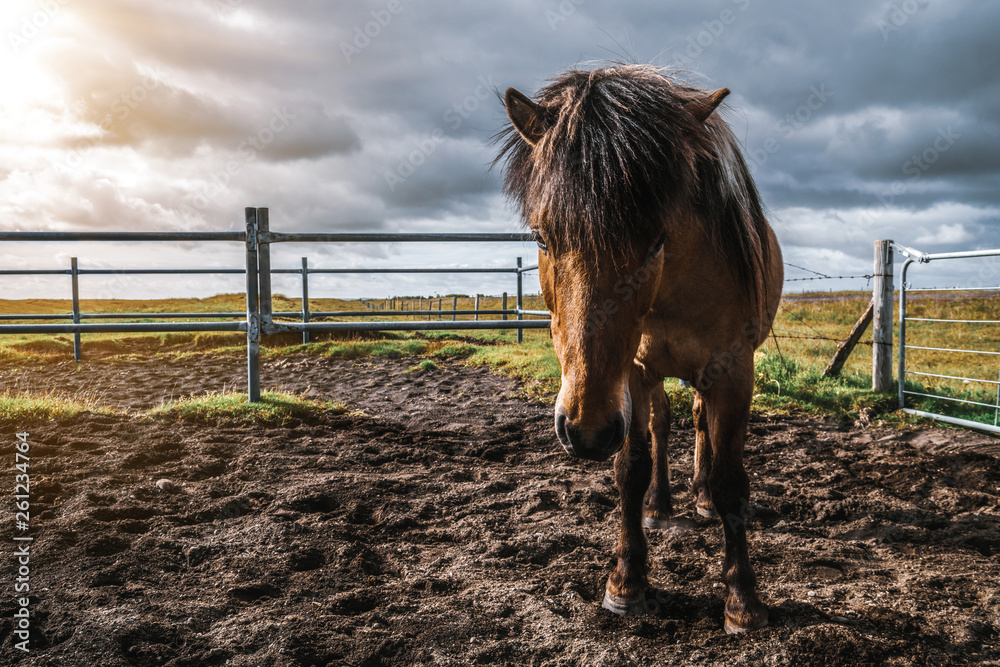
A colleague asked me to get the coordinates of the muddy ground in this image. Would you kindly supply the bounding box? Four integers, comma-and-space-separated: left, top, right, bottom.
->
1, 349, 1000, 666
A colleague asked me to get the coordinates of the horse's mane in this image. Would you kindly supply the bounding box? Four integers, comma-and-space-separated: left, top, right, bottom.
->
493, 64, 771, 310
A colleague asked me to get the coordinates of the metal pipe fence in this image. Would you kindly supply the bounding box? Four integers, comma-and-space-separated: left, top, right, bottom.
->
897, 245, 1000, 435
243, 208, 549, 400
0, 207, 551, 402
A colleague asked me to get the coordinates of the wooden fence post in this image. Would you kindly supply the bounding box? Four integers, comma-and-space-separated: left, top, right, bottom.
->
474, 294, 480, 321
823, 298, 874, 377
452, 295, 457, 321
872, 239, 894, 392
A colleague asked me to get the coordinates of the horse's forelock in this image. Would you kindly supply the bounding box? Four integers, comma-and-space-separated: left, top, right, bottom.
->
493, 64, 771, 308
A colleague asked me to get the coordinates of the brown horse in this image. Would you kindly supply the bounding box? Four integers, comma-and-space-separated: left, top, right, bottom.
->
495, 64, 782, 633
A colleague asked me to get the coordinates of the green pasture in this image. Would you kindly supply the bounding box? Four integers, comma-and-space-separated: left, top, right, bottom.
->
0, 291, 997, 429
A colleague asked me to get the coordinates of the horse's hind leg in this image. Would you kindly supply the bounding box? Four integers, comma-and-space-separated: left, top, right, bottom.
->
642, 381, 674, 529
692, 391, 718, 518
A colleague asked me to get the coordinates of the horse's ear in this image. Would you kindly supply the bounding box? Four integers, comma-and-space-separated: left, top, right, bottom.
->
505, 88, 549, 146
685, 88, 730, 123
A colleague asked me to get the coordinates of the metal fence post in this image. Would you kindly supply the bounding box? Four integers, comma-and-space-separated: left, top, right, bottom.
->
474, 294, 480, 321
257, 207, 272, 332
452, 295, 457, 321
245, 207, 261, 403
872, 239, 893, 392
301, 257, 310, 344
502, 292, 507, 321
516, 256, 523, 344
897, 258, 912, 409
71, 257, 81, 361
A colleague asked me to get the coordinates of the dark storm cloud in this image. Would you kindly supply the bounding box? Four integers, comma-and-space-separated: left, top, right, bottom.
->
6, 0, 999, 298
301, 0, 999, 227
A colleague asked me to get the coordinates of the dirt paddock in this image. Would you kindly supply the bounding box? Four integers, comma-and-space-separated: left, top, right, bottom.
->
1, 352, 999, 666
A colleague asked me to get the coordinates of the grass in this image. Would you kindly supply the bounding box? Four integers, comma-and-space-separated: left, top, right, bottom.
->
0, 390, 346, 426
0, 388, 345, 426
0, 391, 104, 423
1, 291, 997, 428
771, 292, 1000, 427
150, 391, 346, 425
405, 359, 440, 374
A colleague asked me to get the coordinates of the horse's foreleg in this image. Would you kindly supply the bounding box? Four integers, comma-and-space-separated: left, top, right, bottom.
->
642, 381, 674, 529
692, 390, 717, 518
703, 369, 768, 634
602, 371, 653, 616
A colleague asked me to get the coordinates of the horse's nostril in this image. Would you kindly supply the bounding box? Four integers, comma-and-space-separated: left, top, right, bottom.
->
554, 407, 628, 460
555, 408, 571, 448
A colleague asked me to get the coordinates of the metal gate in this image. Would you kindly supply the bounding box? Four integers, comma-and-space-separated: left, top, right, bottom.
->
242, 207, 550, 400
0, 207, 551, 402
897, 244, 1000, 434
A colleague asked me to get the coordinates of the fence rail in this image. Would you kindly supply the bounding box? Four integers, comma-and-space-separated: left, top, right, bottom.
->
898, 246, 1000, 435
0, 207, 552, 401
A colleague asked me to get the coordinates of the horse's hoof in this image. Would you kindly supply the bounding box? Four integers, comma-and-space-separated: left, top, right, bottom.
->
696, 504, 719, 519
643, 514, 697, 536
724, 608, 769, 634
602, 588, 659, 617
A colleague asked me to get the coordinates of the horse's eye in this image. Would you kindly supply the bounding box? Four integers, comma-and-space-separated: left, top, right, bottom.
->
651, 234, 666, 256
534, 232, 549, 254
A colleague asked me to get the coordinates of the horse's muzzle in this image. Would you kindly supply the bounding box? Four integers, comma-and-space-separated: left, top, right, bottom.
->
554, 406, 629, 461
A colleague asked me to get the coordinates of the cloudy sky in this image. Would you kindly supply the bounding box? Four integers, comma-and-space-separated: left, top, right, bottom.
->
1, 0, 998, 300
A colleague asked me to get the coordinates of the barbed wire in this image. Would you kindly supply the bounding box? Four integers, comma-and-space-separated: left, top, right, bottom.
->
783, 261, 830, 278
782, 261, 872, 284
771, 330, 872, 346
785, 274, 873, 283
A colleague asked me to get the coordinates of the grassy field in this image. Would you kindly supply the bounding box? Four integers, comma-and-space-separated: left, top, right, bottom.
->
0, 291, 997, 429
768, 292, 1000, 427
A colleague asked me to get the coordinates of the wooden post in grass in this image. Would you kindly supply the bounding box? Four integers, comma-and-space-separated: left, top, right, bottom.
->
823, 298, 874, 377
474, 294, 480, 321
452, 295, 457, 321
872, 239, 894, 392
